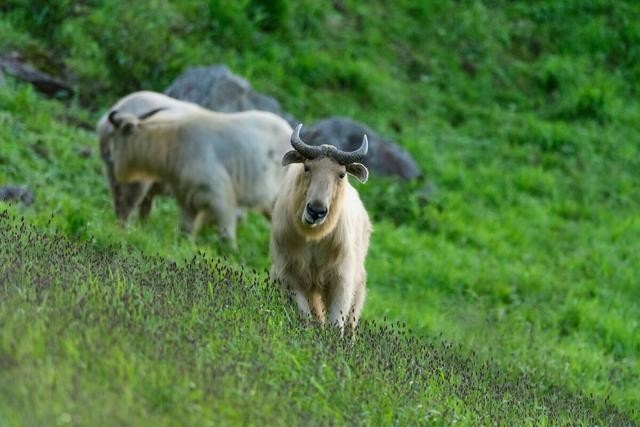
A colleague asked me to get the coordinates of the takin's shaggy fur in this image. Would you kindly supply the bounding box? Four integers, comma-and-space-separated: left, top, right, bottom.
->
270, 124, 372, 333
97, 91, 202, 222
108, 106, 293, 248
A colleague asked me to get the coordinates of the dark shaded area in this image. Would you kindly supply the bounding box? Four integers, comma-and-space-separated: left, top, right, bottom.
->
0, 52, 72, 97
0, 185, 34, 207
75, 145, 92, 158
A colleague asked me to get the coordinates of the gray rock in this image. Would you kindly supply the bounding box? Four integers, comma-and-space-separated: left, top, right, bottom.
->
165, 66, 421, 180
164, 65, 297, 126
0, 185, 34, 206
301, 117, 421, 180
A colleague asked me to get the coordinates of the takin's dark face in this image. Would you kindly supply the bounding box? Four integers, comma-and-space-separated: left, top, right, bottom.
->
301, 157, 348, 227
105, 111, 150, 221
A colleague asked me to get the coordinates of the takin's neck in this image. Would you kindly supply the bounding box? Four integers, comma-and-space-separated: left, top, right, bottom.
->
115, 128, 177, 183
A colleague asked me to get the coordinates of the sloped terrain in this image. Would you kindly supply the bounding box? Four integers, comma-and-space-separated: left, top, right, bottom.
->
0, 213, 633, 425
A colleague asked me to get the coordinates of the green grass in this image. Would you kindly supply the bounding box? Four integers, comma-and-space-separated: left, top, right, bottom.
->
1, 0, 639, 424
0, 213, 632, 425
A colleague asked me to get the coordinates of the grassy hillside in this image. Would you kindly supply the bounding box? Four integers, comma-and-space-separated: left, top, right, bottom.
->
0, 213, 632, 425
1, 0, 639, 424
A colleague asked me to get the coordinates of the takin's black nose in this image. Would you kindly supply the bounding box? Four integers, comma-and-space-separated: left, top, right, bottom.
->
306, 202, 328, 220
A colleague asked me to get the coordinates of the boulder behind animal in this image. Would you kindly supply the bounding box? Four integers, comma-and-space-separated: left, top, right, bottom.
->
165, 65, 421, 181
301, 117, 421, 180
164, 65, 298, 127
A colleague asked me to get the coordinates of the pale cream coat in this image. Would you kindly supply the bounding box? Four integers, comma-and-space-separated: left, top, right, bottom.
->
270, 162, 372, 332
109, 107, 293, 246
96, 91, 202, 221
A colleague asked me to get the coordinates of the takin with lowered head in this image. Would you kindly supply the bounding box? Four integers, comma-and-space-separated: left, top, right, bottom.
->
269, 124, 372, 334
97, 91, 202, 222
107, 105, 293, 248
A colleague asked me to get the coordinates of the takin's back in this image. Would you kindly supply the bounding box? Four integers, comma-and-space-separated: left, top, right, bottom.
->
97, 91, 203, 149
184, 110, 293, 207
137, 109, 294, 208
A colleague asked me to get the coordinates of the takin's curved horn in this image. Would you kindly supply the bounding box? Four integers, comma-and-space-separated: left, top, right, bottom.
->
329, 134, 368, 165
138, 107, 168, 121
108, 110, 122, 128
291, 124, 324, 159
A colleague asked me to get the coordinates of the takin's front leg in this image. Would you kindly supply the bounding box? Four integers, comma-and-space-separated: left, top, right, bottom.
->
348, 282, 366, 332
309, 289, 326, 325
138, 181, 165, 221
327, 281, 355, 334
289, 285, 313, 322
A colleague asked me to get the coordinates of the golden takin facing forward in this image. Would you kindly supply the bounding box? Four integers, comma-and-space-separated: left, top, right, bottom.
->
270, 124, 372, 335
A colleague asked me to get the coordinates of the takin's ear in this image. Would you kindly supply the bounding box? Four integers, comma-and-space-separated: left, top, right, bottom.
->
120, 121, 136, 136
108, 110, 122, 128
118, 118, 137, 136
282, 150, 306, 166
346, 163, 369, 183
109, 111, 138, 136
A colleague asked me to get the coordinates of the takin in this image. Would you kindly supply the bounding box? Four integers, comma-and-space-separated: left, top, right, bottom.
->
269, 124, 372, 334
97, 91, 202, 222
107, 106, 293, 248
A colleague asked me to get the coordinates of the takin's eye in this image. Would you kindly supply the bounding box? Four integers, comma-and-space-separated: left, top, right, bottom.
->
339, 172, 346, 179
304, 165, 310, 173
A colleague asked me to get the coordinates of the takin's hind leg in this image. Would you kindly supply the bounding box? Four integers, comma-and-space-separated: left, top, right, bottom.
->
190, 180, 238, 250
179, 205, 197, 234
236, 208, 247, 223
260, 208, 272, 222
189, 210, 209, 244
210, 202, 238, 251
